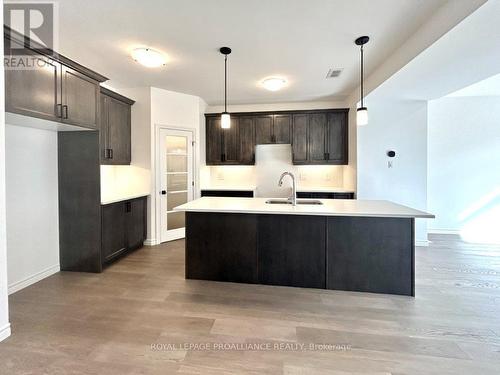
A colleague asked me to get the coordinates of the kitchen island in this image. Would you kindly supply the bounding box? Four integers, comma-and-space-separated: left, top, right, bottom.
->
175, 197, 434, 296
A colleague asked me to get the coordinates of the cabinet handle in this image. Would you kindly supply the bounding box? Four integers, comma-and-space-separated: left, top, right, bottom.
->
55, 104, 63, 118
109, 149, 113, 159
125, 202, 131, 213
324, 152, 327, 160
326, 152, 330, 160
62, 105, 68, 119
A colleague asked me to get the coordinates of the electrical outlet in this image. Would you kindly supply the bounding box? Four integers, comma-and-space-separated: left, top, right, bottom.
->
388, 161, 393, 168
325, 173, 332, 181
217, 172, 224, 180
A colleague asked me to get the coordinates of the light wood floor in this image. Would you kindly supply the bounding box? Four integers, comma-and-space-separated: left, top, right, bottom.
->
1, 234, 500, 374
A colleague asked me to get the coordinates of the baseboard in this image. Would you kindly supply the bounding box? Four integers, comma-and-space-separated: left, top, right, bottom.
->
0, 323, 11, 342
144, 238, 156, 246
415, 240, 429, 247
428, 228, 461, 235
8, 264, 60, 295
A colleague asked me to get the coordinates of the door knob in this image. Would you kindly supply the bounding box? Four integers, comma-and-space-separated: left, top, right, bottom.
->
161, 190, 167, 195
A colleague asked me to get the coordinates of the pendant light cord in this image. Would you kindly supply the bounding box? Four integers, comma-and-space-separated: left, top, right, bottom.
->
360, 44, 364, 108
224, 54, 228, 113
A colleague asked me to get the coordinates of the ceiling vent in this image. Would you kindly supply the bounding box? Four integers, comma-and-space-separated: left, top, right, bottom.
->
326, 68, 343, 78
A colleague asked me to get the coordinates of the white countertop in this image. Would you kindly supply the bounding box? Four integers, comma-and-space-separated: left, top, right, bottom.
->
175, 197, 434, 219
101, 192, 150, 205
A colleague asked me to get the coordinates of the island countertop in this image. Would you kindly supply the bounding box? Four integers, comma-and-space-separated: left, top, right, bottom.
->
175, 197, 434, 219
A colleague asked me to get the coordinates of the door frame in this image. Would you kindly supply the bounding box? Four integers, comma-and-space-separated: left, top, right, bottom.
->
154, 124, 197, 244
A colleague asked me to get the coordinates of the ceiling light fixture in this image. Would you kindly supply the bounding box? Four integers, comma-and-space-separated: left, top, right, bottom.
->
355, 36, 369, 126
131, 48, 166, 68
220, 47, 232, 129
262, 77, 287, 91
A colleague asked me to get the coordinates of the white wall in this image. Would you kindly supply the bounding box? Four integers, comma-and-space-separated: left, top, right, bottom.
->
0, 4, 11, 340
5, 125, 60, 294
357, 100, 428, 244
428, 96, 500, 243
118, 87, 206, 245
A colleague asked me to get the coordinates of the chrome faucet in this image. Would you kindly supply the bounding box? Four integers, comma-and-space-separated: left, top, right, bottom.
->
278, 172, 297, 206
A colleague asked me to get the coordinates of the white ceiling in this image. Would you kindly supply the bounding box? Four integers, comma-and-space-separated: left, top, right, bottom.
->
447, 73, 500, 97
57, 0, 448, 105
366, 0, 500, 102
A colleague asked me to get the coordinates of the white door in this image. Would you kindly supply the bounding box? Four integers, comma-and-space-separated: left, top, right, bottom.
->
159, 128, 194, 242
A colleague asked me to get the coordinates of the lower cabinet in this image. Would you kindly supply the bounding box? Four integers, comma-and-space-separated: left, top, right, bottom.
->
258, 215, 326, 288
296, 191, 355, 199
200, 189, 254, 198
185, 212, 258, 283
101, 196, 147, 265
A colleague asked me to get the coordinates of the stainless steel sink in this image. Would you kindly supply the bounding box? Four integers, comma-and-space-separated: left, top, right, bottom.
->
265, 199, 323, 205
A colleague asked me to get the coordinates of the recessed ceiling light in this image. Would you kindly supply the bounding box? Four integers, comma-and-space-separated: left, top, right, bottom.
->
131, 48, 167, 68
261, 77, 287, 91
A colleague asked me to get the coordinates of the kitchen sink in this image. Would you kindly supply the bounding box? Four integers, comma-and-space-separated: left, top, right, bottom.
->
265, 199, 323, 205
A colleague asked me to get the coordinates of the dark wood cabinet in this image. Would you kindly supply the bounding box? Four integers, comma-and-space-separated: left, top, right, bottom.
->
101, 202, 127, 262
296, 191, 355, 199
101, 196, 147, 265
205, 109, 348, 166
186, 212, 258, 283
326, 112, 348, 164
4, 29, 107, 129
127, 198, 147, 250
326, 217, 414, 296
309, 113, 328, 163
239, 117, 255, 164
100, 87, 134, 165
258, 214, 326, 288
255, 115, 273, 144
273, 114, 291, 144
200, 190, 254, 198
291, 114, 308, 163
206, 117, 223, 164
222, 117, 240, 164
60, 66, 100, 129
5, 50, 62, 122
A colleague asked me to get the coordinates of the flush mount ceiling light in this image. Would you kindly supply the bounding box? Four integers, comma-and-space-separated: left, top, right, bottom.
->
220, 46, 232, 129
355, 36, 369, 126
131, 48, 167, 68
261, 77, 287, 91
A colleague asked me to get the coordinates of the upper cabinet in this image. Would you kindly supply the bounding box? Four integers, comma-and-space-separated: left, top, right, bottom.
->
205, 109, 348, 166
4, 27, 107, 129
99, 88, 135, 165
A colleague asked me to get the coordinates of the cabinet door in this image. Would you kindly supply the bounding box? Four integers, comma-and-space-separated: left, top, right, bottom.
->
292, 114, 308, 163
309, 113, 327, 163
5, 49, 61, 122
239, 117, 255, 164
127, 198, 146, 250
327, 217, 414, 296
61, 65, 99, 129
206, 117, 222, 164
98, 94, 108, 161
101, 203, 127, 262
106, 96, 131, 164
326, 112, 348, 164
273, 115, 291, 144
258, 214, 326, 288
222, 117, 240, 163
255, 115, 273, 144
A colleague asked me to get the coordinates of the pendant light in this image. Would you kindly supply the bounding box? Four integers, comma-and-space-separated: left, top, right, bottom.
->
220, 47, 232, 129
355, 36, 369, 126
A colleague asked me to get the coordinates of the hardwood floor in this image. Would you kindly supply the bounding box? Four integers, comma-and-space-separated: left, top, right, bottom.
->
1, 234, 500, 374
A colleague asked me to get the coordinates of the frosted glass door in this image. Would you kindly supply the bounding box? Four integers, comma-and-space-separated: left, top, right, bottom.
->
159, 129, 194, 242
